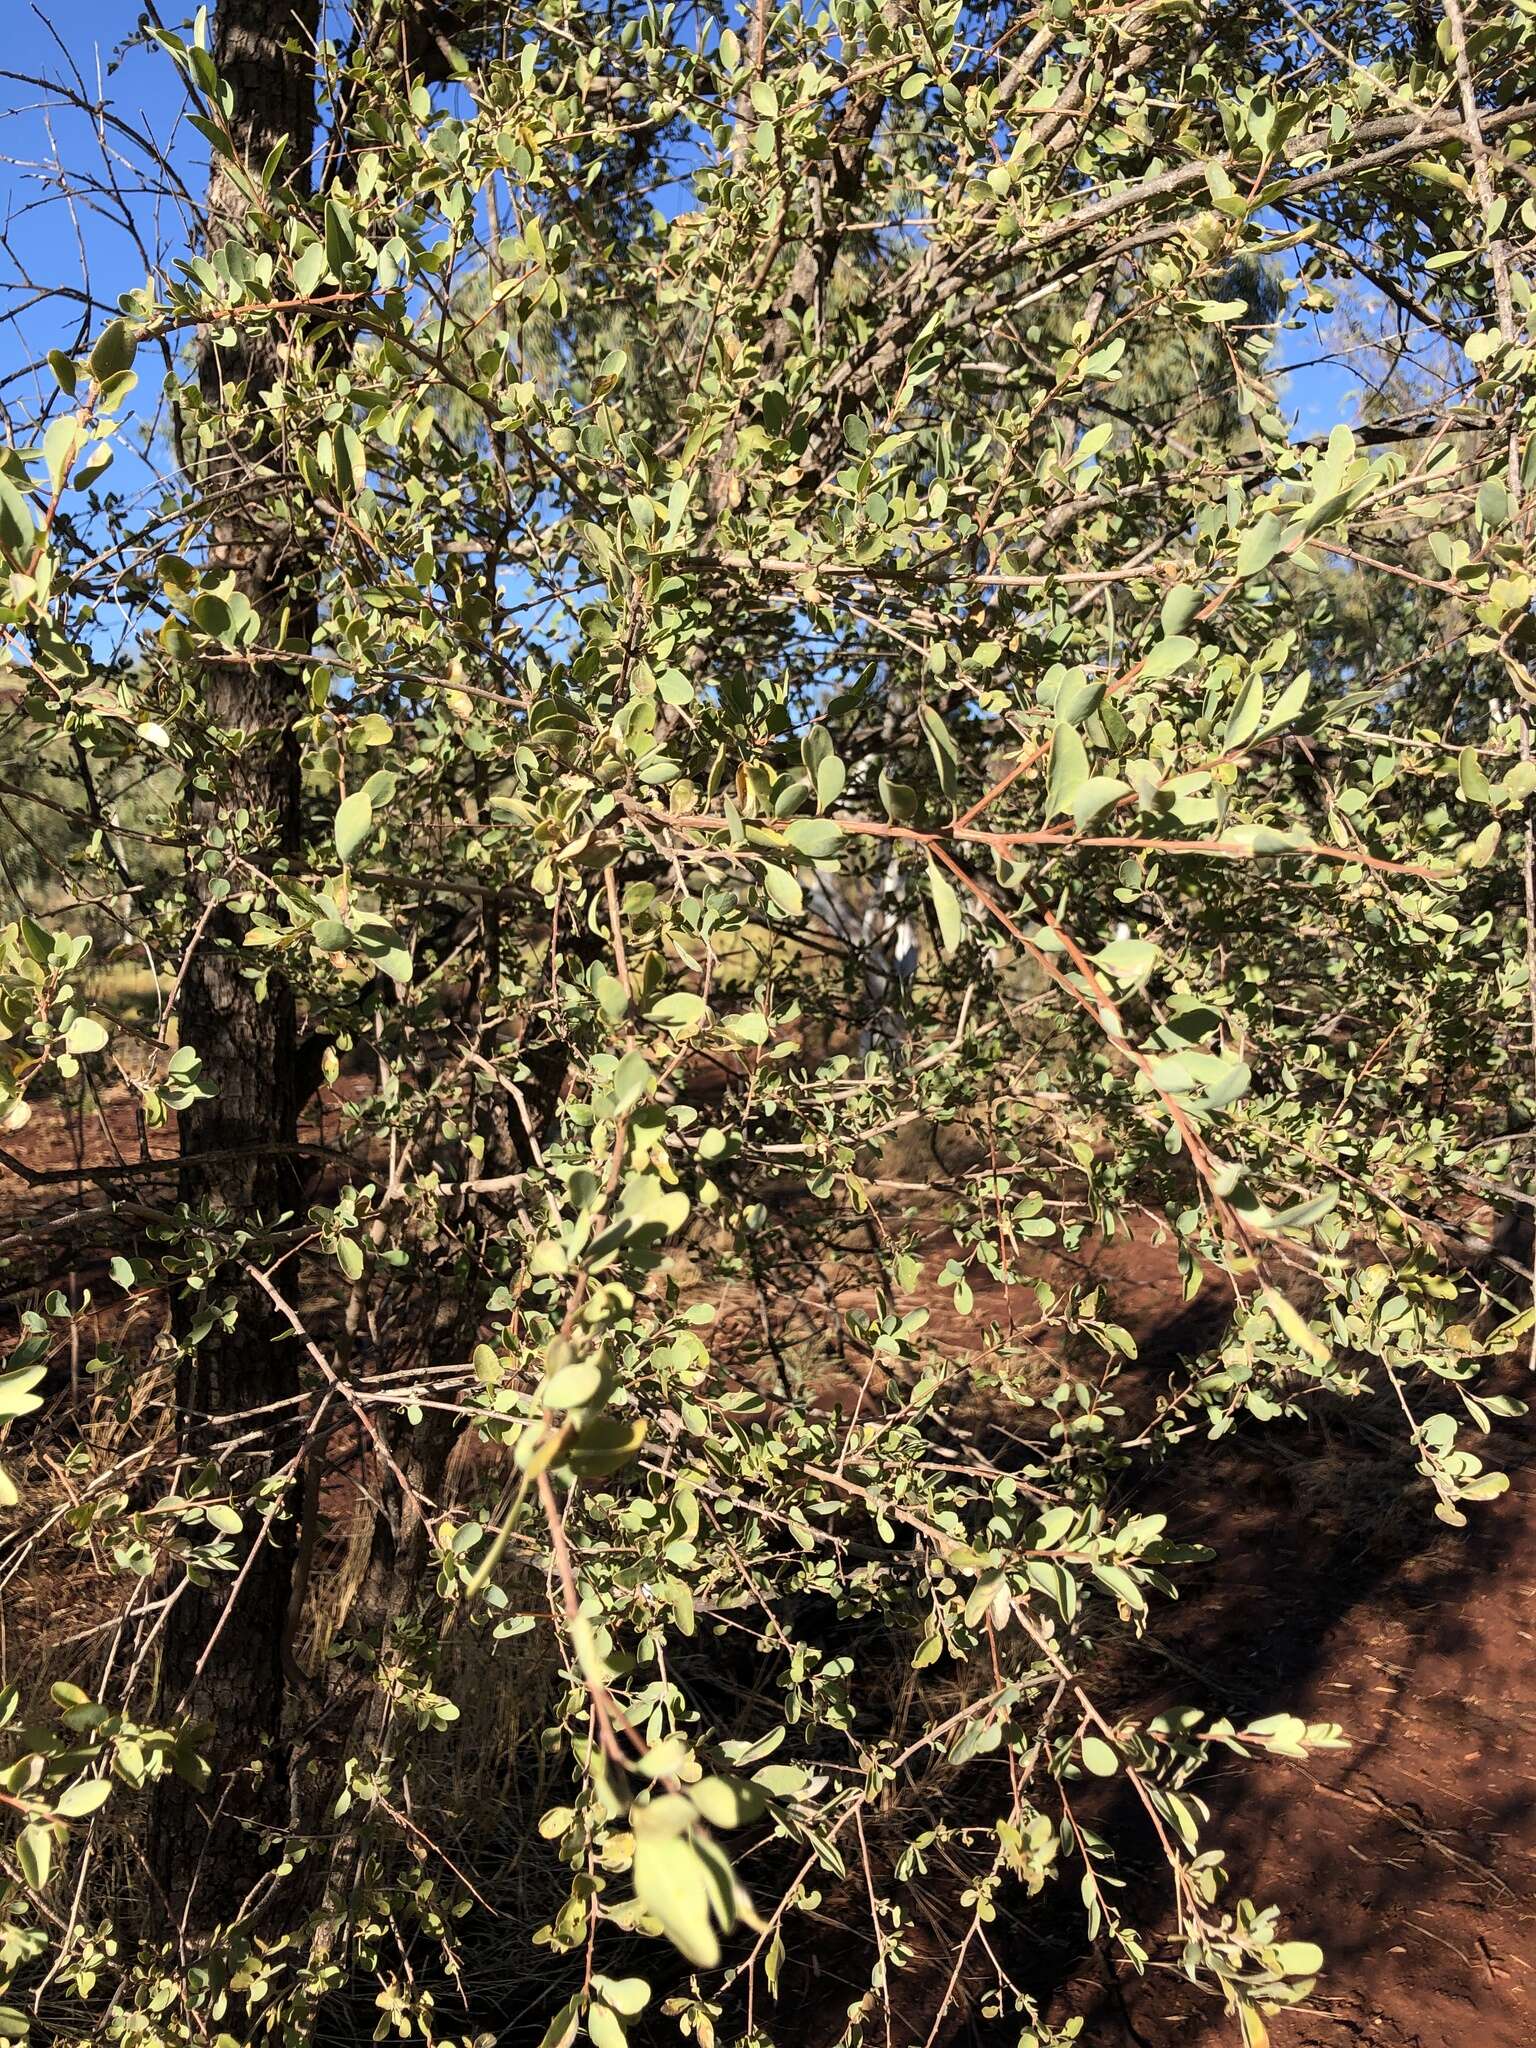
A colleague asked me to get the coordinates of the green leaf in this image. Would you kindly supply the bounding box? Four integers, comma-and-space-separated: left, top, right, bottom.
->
592, 1978, 650, 2018
595, 972, 629, 1023
1150, 1048, 1250, 1105
724, 1010, 769, 1045
351, 918, 412, 985
1254, 672, 1310, 740
1080, 1735, 1120, 1777
87, 320, 136, 384
815, 753, 846, 809
1092, 1563, 1147, 1615
1267, 1187, 1339, 1233
540, 1358, 604, 1409
563, 1413, 648, 1477
54, 1779, 111, 1821
1235, 512, 1286, 579
1046, 724, 1090, 820
1054, 672, 1104, 726
1142, 635, 1198, 679
534, 1996, 580, 2048
1239, 2004, 1271, 2048
1160, 584, 1200, 636
1223, 674, 1264, 750
784, 817, 842, 862
761, 863, 804, 918
919, 704, 959, 801
1458, 746, 1492, 803
1222, 822, 1304, 857
1263, 1285, 1330, 1368
63, 1016, 109, 1057
632, 1832, 726, 1967
878, 769, 917, 822
293, 240, 327, 298
0, 1366, 47, 1419
927, 860, 963, 951
324, 197, 358, 273
42, 417, 81, 493
0, 475, 37, 557
1080, 336, 1126, 378
688, 1775, 764, 1828
16, 1823, 51, 1890
588, 2007, 628, 2048
618, 1173, 689, 1233
1094, 938, 1157, 986
1070, 777, 1131, 830
334, 790, 374, 865
611, 1050, 655, 1116
648, 992, 707, 1032
1477, 478, 1509, 530
333, 422, 365, 495
1272, 1940, 1324, 1978
190, 591, 233, 639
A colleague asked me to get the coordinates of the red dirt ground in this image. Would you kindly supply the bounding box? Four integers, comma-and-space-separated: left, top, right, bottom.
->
1042, 1421, 1536, 2048
717, 1198, 1536, 2046
3, 1108, 1534, 2045
969, 1248, 1536, 2048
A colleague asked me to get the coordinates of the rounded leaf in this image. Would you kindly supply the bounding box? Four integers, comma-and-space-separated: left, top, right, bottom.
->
334, 790, 374, 865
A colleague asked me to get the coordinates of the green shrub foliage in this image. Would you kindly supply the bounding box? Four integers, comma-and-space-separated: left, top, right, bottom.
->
0, 1, 1533, 2042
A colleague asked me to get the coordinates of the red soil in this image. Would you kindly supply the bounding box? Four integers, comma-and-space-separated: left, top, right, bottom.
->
3, 1106, 1534, 2045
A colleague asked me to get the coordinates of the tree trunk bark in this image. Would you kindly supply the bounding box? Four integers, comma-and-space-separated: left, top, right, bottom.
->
150, 0, 321, 1933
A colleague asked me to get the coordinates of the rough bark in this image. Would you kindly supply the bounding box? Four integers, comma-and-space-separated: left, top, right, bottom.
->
150, 0, 321, 1931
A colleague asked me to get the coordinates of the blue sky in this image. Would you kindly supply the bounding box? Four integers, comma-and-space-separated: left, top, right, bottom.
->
1, 5, 1357, 461
3, 7, 196, 392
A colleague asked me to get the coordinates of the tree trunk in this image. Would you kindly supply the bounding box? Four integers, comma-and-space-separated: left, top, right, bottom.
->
150, 0, 322, 1932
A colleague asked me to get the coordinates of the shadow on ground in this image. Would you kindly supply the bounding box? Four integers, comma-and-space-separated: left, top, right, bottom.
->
981, 1292, 1536, 2048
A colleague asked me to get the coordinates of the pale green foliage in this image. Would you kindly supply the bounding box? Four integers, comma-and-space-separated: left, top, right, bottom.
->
1, 1, 1535, 2043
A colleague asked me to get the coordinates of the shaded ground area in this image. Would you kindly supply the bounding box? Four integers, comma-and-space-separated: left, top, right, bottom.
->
2, 1101, 1534, 2044
1004, 1327, 1536, 2048
707, 1188, 1536, 2046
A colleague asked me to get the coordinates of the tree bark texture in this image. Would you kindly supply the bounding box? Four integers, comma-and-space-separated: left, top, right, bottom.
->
150, 0, 322, 1932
